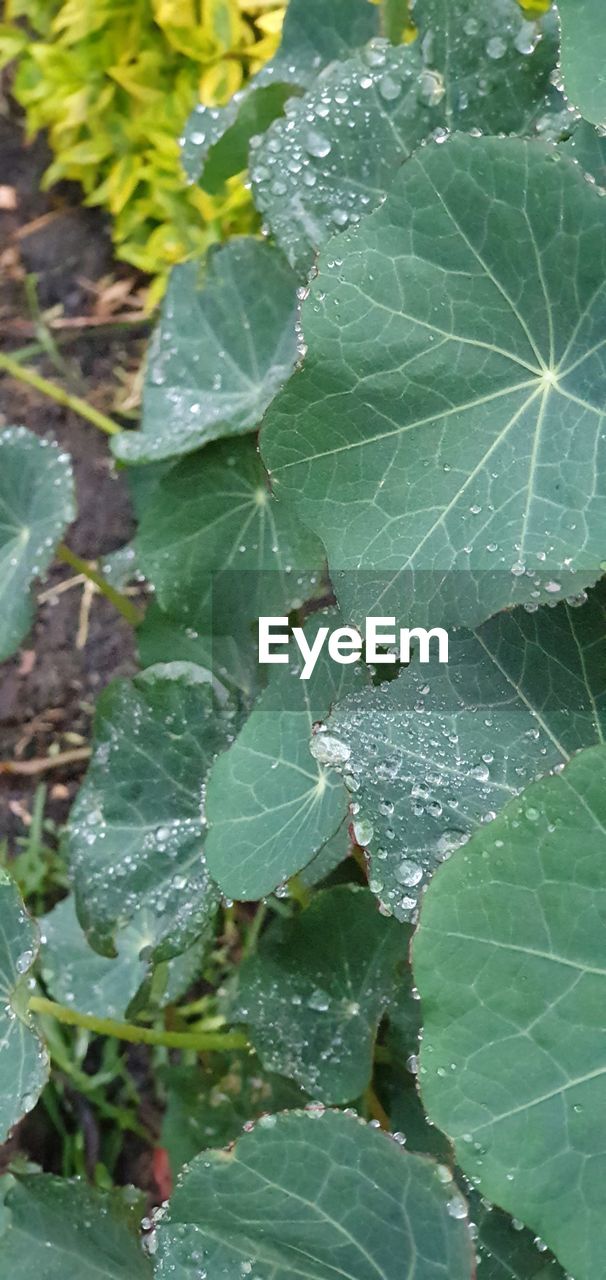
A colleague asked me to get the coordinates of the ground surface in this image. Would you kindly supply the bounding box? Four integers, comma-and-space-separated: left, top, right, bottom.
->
0, 99, 148, 851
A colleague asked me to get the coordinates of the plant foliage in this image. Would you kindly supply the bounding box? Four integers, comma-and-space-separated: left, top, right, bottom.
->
1, 1, 606, 1277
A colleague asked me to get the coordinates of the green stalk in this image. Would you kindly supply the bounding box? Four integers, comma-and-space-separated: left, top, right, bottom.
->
0, 351, 122, 437
56, 543, 143, 627
29, 996, 250, 1052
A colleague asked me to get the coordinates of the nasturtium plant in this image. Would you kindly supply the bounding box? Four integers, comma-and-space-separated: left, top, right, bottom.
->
153, 1109, 475, 1280
0, 427, 74, 662
0, 1174, 152, 1279
113, 239, 299, 464
67, 662, 238, 963
3, 3, 606, 1278
205, 610, 366, 899
0, 872, 49, 1143
232, 885, 408, 1101
414, 745, 606, 1280
557, 0, 606, 131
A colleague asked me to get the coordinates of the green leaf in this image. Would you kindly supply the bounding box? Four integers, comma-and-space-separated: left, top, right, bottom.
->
262, 136, 606, 628
414, 743, 606, 1280
251, 3, 563, 273
319, 582, 606, 921
0, 426, 74, 661
299, 818, 352, 888
0, 871, 48, 1142
67, 663, 240, 962
233, 885, 408, 1102
161, 1057, 306, 1172
112, 242, 299, 465
136, 436, 326, 639
137, 600, 263, 706
182, 0, 379, 187
154, 1109, 475, 1280
205, 611, 366, 900
39, 896, 147, 1020
557, 0, 606, 129
0, 1174, 151, 1278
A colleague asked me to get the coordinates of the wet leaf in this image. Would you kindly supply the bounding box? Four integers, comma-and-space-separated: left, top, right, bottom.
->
205, 611, 366, 900
182, 0, 379, 186
414, 743, 606, 1280
113, 241, 299, 464
320, 582, 606, 920
136, 436, 326, 640
0, 872, 48, 1142
233, 885, 408, 1102
557, 0, 606, 129
67, 663, 240, 962
0, 1174, 151, 1278
0, 427, 74, 661
137, 600, 263, 706
262, 136, 606, 628
154, 1109, 475, 1280
252, 2, 563, 273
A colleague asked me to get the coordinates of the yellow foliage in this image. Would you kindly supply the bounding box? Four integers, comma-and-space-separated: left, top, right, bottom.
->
1, 0, 285, 287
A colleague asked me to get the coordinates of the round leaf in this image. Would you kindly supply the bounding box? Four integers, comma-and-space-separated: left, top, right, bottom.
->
154, 1109, 475, 1280
252, 3, 563, 273
182, 0, 379, 186
262, 136, 606, 628
414, 743, 606, 1280
0, 1175, 151, 1278
320, 583, 606, 919
67, 663, 240, 962
0, 871, 48, 1142
0, 426, 74, 661
205, 611, 366, 900
558, 0, 606, 130
136, 437, 326, 639
233, 885, 409, 1102
113, 241, 299, 465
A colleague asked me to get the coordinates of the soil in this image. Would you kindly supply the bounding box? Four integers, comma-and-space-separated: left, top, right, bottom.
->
0, 101, 148, 851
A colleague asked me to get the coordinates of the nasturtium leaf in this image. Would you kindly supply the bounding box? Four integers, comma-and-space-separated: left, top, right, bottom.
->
136, 436, 326, 640
0, 1174, 151, 1278
67, 663, 240, 962
262, 136, 606, 628
205, 610, 366, 900
182, 0, 379, 186
137, 600, 263, 706
557, 0, 606, 130
299, 818, 352, 887
154, 1109, 475, 1280
251, 2, 563, 273
319, 582, 606, 920
39, 896, 147, 1020
39, 894, 201, 1020
161, 1057, 306, 1172
112, 241, 299, 465
0, 871, 48, 1142
233, 885, 407, 1102
414, 743, 606, 1280
0, 426, 74, 661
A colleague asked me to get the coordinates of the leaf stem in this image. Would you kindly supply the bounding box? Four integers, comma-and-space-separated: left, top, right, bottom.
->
0, 351, 122, 437
29, 996, 250, 1052
56, 544, 143, 626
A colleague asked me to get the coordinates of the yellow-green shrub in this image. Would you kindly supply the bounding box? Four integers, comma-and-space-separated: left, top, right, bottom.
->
0, 0, 284, 289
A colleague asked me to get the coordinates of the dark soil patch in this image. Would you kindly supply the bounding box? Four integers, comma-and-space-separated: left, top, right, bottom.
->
0, 103, 147, 850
